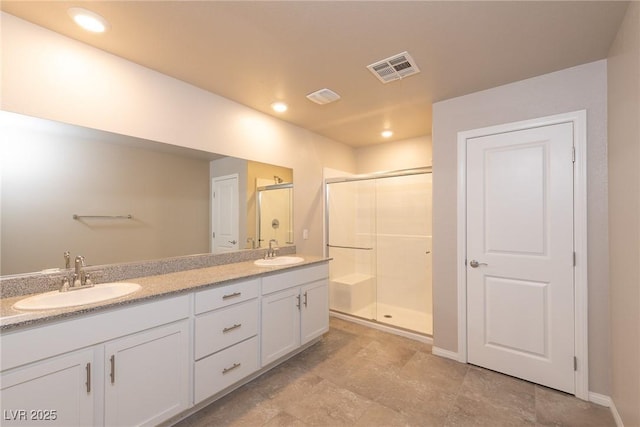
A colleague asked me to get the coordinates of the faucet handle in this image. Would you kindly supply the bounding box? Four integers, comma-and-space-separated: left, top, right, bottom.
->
60, 276, 70, 292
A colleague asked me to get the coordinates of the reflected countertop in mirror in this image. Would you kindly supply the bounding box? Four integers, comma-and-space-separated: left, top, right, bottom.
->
0, 111, 293, 277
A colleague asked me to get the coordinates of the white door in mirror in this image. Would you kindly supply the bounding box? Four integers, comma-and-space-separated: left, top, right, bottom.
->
13, 282, 141, 311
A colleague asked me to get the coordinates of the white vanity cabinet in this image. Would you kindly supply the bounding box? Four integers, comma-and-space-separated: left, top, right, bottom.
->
0, 295, 190, 427
193, 278, 260, 404
0, 348, 95, 426
261, 264, 329, 366
1, 260, 331, 426
103, 320, 189, 426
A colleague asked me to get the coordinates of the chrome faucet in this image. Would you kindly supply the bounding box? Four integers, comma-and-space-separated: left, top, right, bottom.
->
265, 239, 279, 258
71, 255, 93, 289
60, 254, 94, 292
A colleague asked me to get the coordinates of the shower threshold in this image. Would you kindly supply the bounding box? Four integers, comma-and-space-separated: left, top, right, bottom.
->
330, 310, 433, 344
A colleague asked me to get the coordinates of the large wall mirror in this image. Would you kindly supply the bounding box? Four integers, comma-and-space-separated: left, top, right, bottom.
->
0, 111, 293, 276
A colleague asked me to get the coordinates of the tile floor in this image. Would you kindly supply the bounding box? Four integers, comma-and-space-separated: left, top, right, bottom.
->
176, 317, 615, 427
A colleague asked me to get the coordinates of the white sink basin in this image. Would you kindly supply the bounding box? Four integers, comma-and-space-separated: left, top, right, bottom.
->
254, 256, 304, 267
13, 282, 141, 311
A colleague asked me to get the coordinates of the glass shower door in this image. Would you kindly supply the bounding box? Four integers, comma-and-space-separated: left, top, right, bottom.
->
326, 180, 377, 320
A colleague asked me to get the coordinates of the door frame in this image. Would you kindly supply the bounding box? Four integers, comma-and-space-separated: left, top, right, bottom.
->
456, 110, 588, 399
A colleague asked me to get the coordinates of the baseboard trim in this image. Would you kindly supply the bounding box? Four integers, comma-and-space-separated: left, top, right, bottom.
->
432, 346, 463, 362
588, 391, 611, 407
607, 398, 625, 427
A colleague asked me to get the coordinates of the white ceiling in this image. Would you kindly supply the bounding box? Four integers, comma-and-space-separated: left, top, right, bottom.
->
1, 1, 629, 147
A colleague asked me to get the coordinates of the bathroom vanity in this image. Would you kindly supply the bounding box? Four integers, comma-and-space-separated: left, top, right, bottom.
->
0, 257, 329, 426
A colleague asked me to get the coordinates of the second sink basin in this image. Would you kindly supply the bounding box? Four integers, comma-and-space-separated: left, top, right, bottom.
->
254, 256, 304, 267
13, 282, 141, 311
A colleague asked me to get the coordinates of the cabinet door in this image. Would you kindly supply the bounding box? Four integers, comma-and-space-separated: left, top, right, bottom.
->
261, 287, 301, 366
1, 349, 95, 426
104, 320, 189, 427
301, 279, 329, 345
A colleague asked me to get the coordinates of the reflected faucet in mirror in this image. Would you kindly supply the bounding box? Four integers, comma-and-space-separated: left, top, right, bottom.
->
265, 239, 279, 259
1, 111, 294, 277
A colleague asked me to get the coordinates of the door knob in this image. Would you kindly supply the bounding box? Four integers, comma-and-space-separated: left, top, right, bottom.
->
469, 260, 488, 268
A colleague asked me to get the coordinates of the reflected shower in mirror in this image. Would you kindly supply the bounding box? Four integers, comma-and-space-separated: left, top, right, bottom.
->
0, 111, 293, 276
257, 182, 294, 248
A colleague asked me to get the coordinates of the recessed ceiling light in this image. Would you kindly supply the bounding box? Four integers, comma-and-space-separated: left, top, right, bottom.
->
68, 8, 110, 33
271, 102, 288, 113
381, 130, 393, 138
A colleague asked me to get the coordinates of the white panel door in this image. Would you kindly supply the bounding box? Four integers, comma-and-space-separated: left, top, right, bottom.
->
212, 174, 239, 253
466, 122, 575, 393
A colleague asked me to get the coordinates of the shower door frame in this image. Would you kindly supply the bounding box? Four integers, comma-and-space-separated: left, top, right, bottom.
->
324, 167, 433, 330
324, 166, 432, 254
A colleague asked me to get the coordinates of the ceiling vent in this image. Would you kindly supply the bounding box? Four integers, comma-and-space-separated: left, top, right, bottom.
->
306, 88, 341, 105
367, 51, 420, 84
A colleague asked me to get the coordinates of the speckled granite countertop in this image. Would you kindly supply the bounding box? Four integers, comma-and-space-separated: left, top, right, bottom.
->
0, 256, 328, 332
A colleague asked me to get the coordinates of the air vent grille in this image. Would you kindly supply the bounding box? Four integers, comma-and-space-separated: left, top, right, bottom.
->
367, 51, 420, 84
306, 88, 341, 105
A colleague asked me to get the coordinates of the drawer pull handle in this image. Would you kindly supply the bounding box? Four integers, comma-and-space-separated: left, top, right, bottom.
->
85, 362, 91, 393
223, 323, 242, 333
222, 292, 241, 300
222, 362, 241, 375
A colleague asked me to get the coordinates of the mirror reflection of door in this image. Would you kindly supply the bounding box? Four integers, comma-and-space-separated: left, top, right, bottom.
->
211, 174, 239, 253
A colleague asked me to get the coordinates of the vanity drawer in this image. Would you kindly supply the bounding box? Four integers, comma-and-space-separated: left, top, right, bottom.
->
194, 299, 259, 359
262, 263, 329, 295
195, 278, 260, 314
194, 336, 259, 404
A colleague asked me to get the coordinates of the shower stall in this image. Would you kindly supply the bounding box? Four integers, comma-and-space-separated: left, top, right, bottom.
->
257, 182, 293, 247
325, 169, 432, 335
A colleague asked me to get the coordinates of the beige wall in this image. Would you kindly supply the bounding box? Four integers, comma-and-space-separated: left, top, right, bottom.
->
0, 13, 357, 258
607, 2, 640, 425
1, 114, 210, 275
432, 60, 610, 394
355, 135, 432, 174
